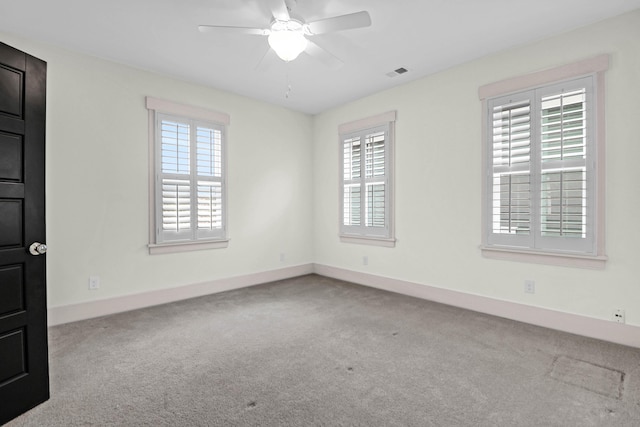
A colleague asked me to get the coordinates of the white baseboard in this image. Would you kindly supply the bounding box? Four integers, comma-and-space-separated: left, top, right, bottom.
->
48, 264, 314, 326
48, 262, 639, 349
313, 263, 640, 349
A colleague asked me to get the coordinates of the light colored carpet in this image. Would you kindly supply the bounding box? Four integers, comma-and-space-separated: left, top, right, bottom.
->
7, 274, 640, 426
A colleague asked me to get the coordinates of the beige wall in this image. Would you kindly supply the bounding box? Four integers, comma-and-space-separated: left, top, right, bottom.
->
313, 10, 640, 326
0, 33, 314, 308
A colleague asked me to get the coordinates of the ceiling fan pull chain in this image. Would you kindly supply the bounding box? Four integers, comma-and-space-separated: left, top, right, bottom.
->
285, 67, 293, 99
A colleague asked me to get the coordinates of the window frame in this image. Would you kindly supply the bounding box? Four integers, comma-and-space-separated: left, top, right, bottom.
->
338, 111, 396, 247
146, 97, 230, 254
479, 55, 609, 268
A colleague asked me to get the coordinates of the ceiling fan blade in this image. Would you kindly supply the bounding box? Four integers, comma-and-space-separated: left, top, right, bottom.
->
304, 40, 343, 70
269, 0, 290, 21
198, 25, 268, 36
255, 47, 277, 72
305, 11, 371, 35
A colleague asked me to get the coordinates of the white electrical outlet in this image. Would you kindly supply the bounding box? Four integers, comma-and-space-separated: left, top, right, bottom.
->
612, 309, 625, 324
89, 276, 100, 290
524, 280, 535, 294
280, 253, 285, 262
363, 256, 368, 266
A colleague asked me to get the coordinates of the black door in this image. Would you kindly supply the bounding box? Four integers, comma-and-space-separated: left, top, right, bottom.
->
0, 42, 49, 425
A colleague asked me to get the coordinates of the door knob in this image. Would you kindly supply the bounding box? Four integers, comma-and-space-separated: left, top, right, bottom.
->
29, 242, 48, 255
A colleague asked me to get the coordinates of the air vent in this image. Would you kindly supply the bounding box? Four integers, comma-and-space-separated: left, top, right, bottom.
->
386, 67, 409, 78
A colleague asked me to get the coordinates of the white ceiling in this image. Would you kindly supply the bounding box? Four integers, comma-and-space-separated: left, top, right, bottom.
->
2, 0, 639, 114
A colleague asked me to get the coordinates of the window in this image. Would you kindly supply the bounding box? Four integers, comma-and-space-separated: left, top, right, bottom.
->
146, 97, 229, 254
479, 56, 608, 268
339, 111, 396, 247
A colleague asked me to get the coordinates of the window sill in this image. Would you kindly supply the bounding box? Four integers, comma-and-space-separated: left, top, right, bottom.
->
149, 239, 229, 255
340, 235, 396, 248
480, 245, 607, 269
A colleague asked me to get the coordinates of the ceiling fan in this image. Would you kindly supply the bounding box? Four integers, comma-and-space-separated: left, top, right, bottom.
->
198, 0, 371, 69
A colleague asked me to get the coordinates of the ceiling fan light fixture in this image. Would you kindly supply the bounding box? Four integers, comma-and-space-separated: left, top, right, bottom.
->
268, 20, 308, 62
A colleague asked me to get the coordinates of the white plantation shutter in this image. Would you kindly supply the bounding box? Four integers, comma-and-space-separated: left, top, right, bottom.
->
365, 131, 386, 227
156, 113, 225, 243
539, 88, 587, 237
343, 136, 361, 226
486, 76, 594, 254
536, 78, 593, 253
160, 119, 191, 239
161, 120, 190, 174
162, 178, 191, 233
490, 96, 532, 244
197, 181, 223, 230
194, 125, 223, 238
340, 121, 392, 239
